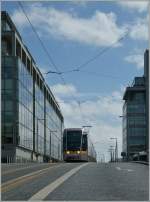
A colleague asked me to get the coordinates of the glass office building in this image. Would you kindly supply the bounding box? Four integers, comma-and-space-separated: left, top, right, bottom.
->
1, 11, 64, 163
123, 77, 146, 160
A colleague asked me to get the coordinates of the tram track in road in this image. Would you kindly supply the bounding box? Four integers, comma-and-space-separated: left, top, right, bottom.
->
1, 164, 62, 193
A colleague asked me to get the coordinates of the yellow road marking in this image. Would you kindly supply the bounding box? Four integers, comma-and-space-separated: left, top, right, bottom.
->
1, 164, 61, 193
2, 163, 56, 175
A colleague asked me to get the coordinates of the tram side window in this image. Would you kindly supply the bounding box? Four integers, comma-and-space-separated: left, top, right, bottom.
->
63, 135, 66, 150
82, 135, 87, 151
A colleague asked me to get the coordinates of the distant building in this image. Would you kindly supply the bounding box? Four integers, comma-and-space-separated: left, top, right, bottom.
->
122, 50, 149, 161
144, 50, 149, 161
1, 11, 64, 163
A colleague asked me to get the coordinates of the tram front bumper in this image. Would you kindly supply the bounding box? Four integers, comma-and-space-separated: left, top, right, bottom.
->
64, 154, 81, 161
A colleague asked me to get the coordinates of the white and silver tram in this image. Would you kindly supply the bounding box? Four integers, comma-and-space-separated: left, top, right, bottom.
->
63, 128, 97, 162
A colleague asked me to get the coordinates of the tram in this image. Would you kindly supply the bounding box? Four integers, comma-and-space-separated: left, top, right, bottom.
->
63, 128, 97, 162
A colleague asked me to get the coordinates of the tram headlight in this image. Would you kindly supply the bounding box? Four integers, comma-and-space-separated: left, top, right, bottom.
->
77, 151, 80, 154
66, 151, 70, 154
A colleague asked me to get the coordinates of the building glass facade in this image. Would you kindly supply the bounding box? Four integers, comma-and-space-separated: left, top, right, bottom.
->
123, 77, 146, 160
1, 11, 64, 163
45, 99, 62, 160
18, 58, 33, 151
2, 56, 17, 147
35, 83, 45, 155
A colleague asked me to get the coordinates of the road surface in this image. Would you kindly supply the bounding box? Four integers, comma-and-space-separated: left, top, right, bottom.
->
1, 162, 149, 201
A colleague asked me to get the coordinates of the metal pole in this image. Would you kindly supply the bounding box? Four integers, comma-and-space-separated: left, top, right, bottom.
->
116, 139, 118, 162
50, 131, 51, 162
66, 130, 67, 151
37, 119, 38, 154
111, 151, 112, 162
80, 132, 83, 153
113, 150, 115, 162
58, 142, 59, 160
115, 140, 117, 162
110, 138, 118, 162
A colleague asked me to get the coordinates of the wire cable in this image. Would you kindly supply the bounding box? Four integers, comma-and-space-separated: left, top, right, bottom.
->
75, 31, 129, 71
18, 1, 129, 75
17, 1, 89, 125
18, 1, 61, 74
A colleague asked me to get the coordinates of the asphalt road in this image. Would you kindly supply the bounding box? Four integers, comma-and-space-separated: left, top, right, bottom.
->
1, 162, 149, 201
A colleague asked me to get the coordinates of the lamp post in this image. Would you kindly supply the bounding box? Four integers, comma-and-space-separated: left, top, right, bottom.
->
98, 153, 105, 163
49, 130, 57, 163
109, 146, 115, 162
110, 138, 118, 162
36, 118, 45, 157
108, 149, 113, 162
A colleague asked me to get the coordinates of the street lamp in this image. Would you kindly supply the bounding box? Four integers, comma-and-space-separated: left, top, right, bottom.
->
97, 153, 105, 163
109, 146, 115, 162
36, 118, 45, 156
49, 130, 57, 163
108, 149, 113, 162
110, 138, 118, 162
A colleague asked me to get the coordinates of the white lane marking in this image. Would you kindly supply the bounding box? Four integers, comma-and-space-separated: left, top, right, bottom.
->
116, 167, 121, 170
127, 169, 133, 172
29, 163, 88, 201
116, 167, 134, 172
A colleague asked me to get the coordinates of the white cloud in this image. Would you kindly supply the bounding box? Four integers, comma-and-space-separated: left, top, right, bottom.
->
117, 1, 148, 13
129, 17, 148, 41
50, 83, 123, 162
12, 3, 126, 47
51, 83, 77, 96
124, 53, 144, 69
70, 0, 87, 7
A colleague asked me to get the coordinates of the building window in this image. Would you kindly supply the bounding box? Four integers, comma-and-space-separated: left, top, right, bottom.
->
16, 39, 21, 59
4, 100, 13, 112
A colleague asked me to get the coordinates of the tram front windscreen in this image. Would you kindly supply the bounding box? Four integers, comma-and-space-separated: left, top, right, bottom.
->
63, 130, 82, 150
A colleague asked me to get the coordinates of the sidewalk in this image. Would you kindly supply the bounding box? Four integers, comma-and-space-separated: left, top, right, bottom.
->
131, 161, 149, 165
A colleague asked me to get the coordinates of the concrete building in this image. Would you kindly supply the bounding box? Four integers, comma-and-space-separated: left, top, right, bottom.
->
1, 11, 64, 163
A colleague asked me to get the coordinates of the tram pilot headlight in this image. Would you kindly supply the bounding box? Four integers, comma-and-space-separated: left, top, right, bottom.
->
77, 151, 80, 154
66, 151, 70, 154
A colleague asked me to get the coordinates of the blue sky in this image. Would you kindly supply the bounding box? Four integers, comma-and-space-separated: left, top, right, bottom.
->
2, 1, 149, 161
